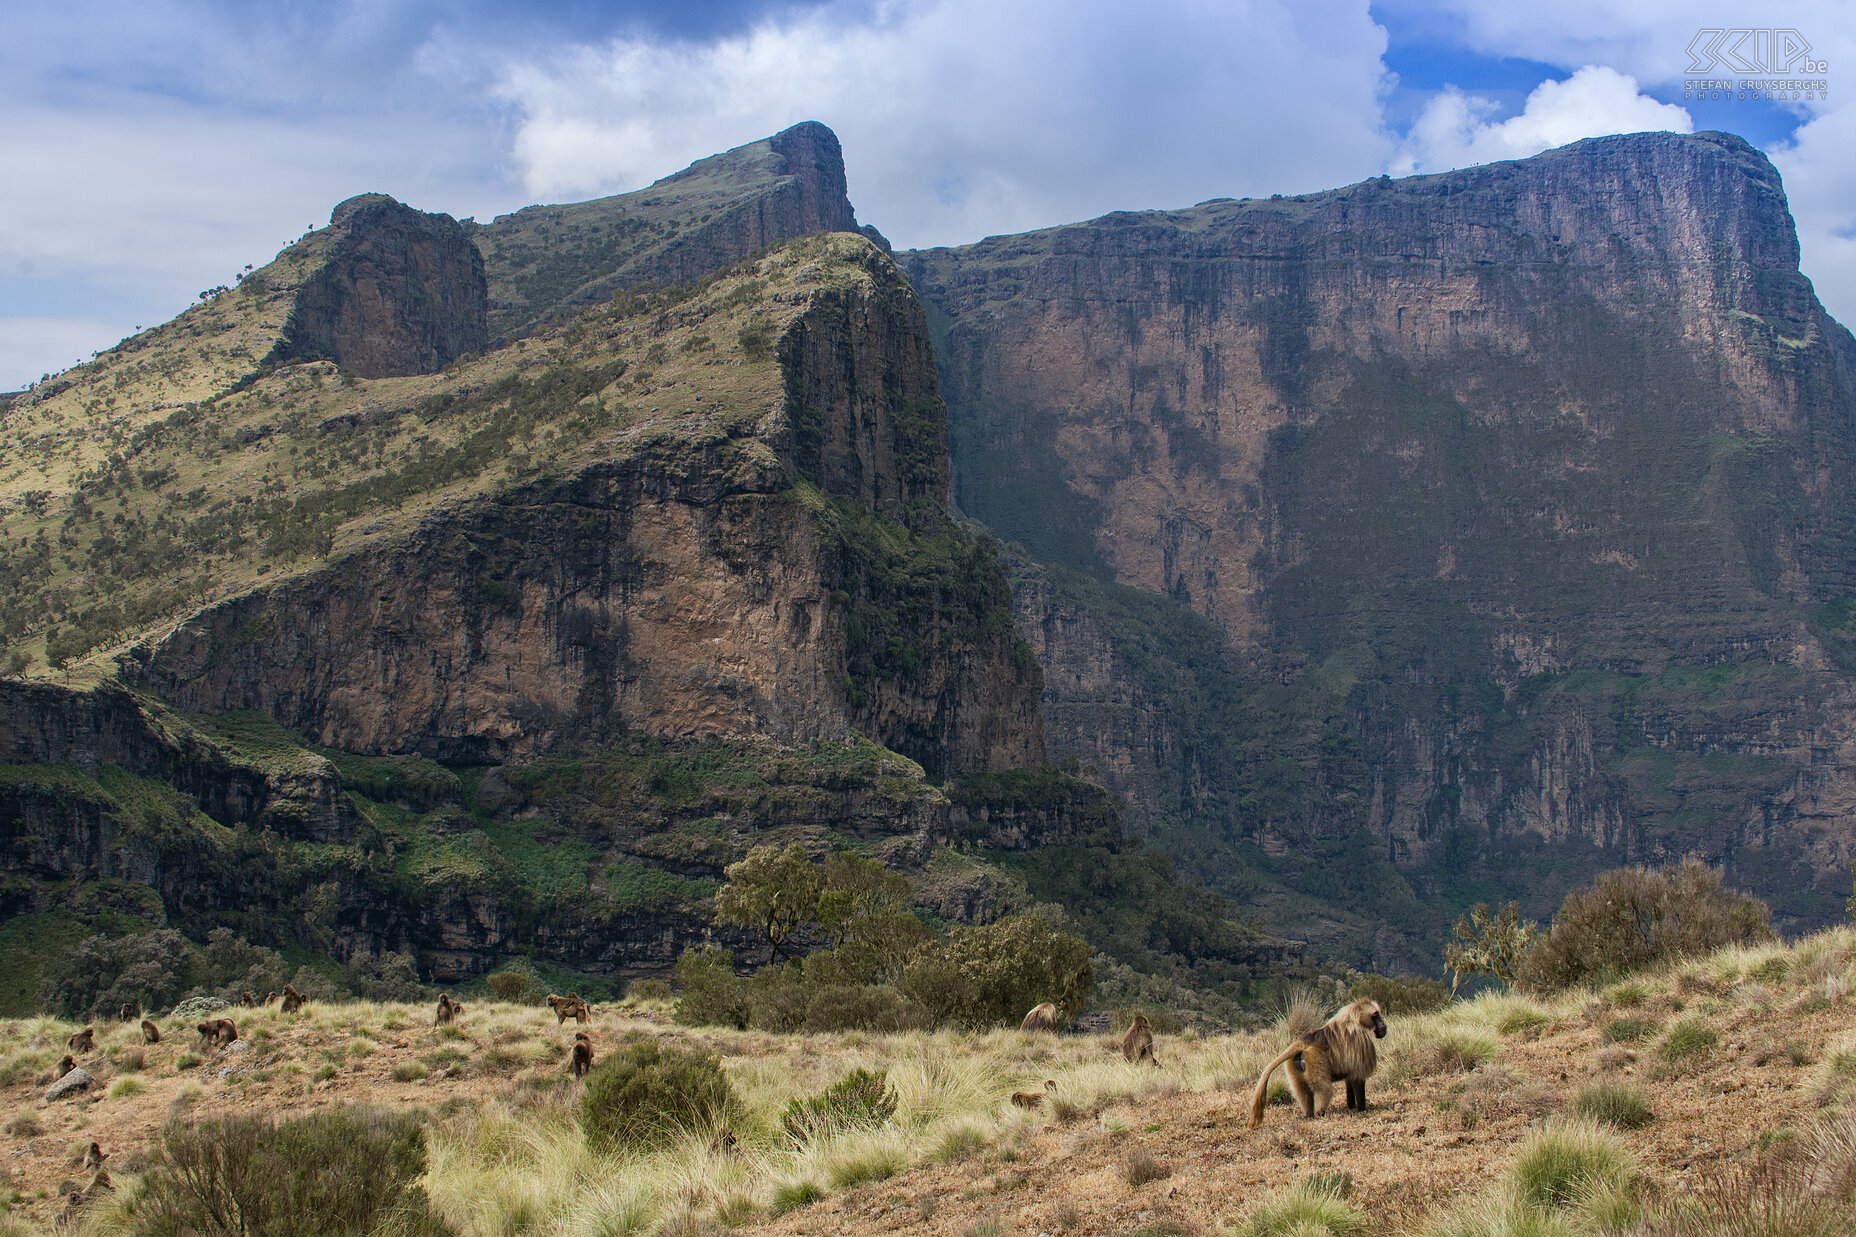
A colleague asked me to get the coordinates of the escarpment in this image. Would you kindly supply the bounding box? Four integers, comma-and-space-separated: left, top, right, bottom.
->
269, 193, 489, 379
905, 130, 1856, 961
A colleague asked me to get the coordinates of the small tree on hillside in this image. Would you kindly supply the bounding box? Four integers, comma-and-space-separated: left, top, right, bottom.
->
712, 842, 822, 965
1444, 902, 1536, 994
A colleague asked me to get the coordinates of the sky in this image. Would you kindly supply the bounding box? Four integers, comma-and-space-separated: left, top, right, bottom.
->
1, 0, 1850, 392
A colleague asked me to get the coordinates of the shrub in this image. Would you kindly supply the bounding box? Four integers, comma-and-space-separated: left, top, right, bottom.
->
131, 1107, 453, 1236
1445, 903, 1536, 993
580, 1040, 734, 1153
782, 1067, 899, 1144
1508, 1120, 1634, 1212
202, 927, 288, 1001
1660, 1019, 1719, 1062
672, 945, 752, 1030
485, 970, 533, 1002
905, 913, 1094, 1028
629, 978, 672, 1001
1350, 973, 1451, 1016
346, 950, 424, 1002
1519, 858, 1771, 993
1573, 1082, 1653, 1129
107, 1076, 146, 1099
38, 929, 197, 1019
175, 1051, 203, 1071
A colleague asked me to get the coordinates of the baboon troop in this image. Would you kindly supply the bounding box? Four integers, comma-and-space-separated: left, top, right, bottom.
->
571, 1032, 595, 1079
66, 1027, 94, 1054
547, 992, 590, 1025
55, 1055, 76, 1079
1019, 1002, 1061, 1033
435, 993, 462, 1026
1249, 998, 1387, 1128
140, 1019, 161, 1044
280, 984, 306, 1014
196, 1018, 239, 1048
1122, 1014, 1157, 1066
1011, 1079, 1058, 1109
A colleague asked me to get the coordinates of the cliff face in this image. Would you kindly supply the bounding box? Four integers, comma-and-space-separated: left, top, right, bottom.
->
476, 121, 863, 340
905, 131, 1856, 962
271, 194, 489, 379
123, 235, 1037, 778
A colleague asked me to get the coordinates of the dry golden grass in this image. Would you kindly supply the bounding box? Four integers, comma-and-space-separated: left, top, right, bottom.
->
9, 924, 1856, 1234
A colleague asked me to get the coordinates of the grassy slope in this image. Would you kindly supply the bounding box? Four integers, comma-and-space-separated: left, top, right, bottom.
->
0, 229, 879, 674
9, 927, 1853, 1236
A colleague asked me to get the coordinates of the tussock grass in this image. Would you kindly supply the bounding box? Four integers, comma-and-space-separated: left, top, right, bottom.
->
1571, 1081, 1653, 1129
1230, 1178, 1368, 1236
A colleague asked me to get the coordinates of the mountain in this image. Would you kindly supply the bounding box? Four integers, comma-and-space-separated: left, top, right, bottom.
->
901, 130, 1856, 968
3, 126, 1297, 1013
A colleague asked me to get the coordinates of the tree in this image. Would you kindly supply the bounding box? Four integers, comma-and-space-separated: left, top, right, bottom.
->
712, 842, 822, 965
1444, 902, 1535, 993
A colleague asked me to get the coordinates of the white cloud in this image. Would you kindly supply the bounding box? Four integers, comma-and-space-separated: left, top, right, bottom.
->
493, 0, 1396, 249
1772, 104, 1856, 330
1392, 65, 1692, 175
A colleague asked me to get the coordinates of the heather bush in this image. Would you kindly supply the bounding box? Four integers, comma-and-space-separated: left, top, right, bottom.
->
782, 1067, 899, 1144
1518, 858, 1770, 993
132, 1107, 453, 1237
581, 1040, 735, 1153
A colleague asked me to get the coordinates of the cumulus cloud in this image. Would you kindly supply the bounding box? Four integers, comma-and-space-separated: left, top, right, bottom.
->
1392, 65, 1692, 174
1771, 104, 1856, 329
493, 0, 1396, 249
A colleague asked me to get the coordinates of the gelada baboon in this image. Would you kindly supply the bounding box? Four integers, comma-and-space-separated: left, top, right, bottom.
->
570, 1032, 595, 1079
195, 1018, 239, 1048
83, 1142, 106, 1171
239, 991, 256, 1008
1010, 1079, 1058, 1109
55, 1055, 76, 1079
1248, 998, 1387, 1128
140, 1019, 160, 1044
66, 1027, 94, 1054
117, 1003, 137, 1023
280, 984, 306, 1014
434, 993, 460, 1026
546, 993, 589, 1025
1019, 1002, 1061, 1033
1122, 1014, 1157, 1065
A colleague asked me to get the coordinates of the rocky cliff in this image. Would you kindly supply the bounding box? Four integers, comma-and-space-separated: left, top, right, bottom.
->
475, 121, 864, 340
269, 193, 489, 378
904, 131, 1856, 965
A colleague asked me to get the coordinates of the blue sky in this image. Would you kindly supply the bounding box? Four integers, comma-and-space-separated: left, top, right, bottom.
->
2, 0, 1850, 391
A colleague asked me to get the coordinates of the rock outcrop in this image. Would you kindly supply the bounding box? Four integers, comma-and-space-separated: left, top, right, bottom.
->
476, 121, 863, 339
905, 131, 1856, 958
269, 194, 488, 378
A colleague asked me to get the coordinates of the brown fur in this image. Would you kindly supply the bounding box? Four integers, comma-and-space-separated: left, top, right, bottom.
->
83, 1142, 106, 1171
117, 1003, 137, 1023
264, 991, 277, 1006
1010, 1079, 1058, 1109
1122, 1014, 1157, 1065
1019, 1002, 1061, 1033
56, 1055, 76, 1079
66, 1027, 93, 1054
1248, 998, 1387, 1128
280, 984, 306, 1014
434, 994, 459, 1026
140, 1020, 160, 1044
547, 993, 589, 1025
239, 991, 255, 1008
571, 1032, 594, 1079
196, 1018, 238, 1048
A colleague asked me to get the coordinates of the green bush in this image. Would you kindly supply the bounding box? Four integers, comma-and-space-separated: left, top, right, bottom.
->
131, 1107, 453, 1237
1349, 973, 1451, 1016
1519, 859, 1770, 993
673, 946, 752, 1030
782, 1067, 899, 1144
772, 1181, 823, 1213
1572, 1082, 1653, 1129
485, 970, 533, 1002
905, 913, 1094, 1028
581, 1040, 734, 1153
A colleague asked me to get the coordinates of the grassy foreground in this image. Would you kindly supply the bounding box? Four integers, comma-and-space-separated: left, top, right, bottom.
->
7, 927, 1856, 1235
